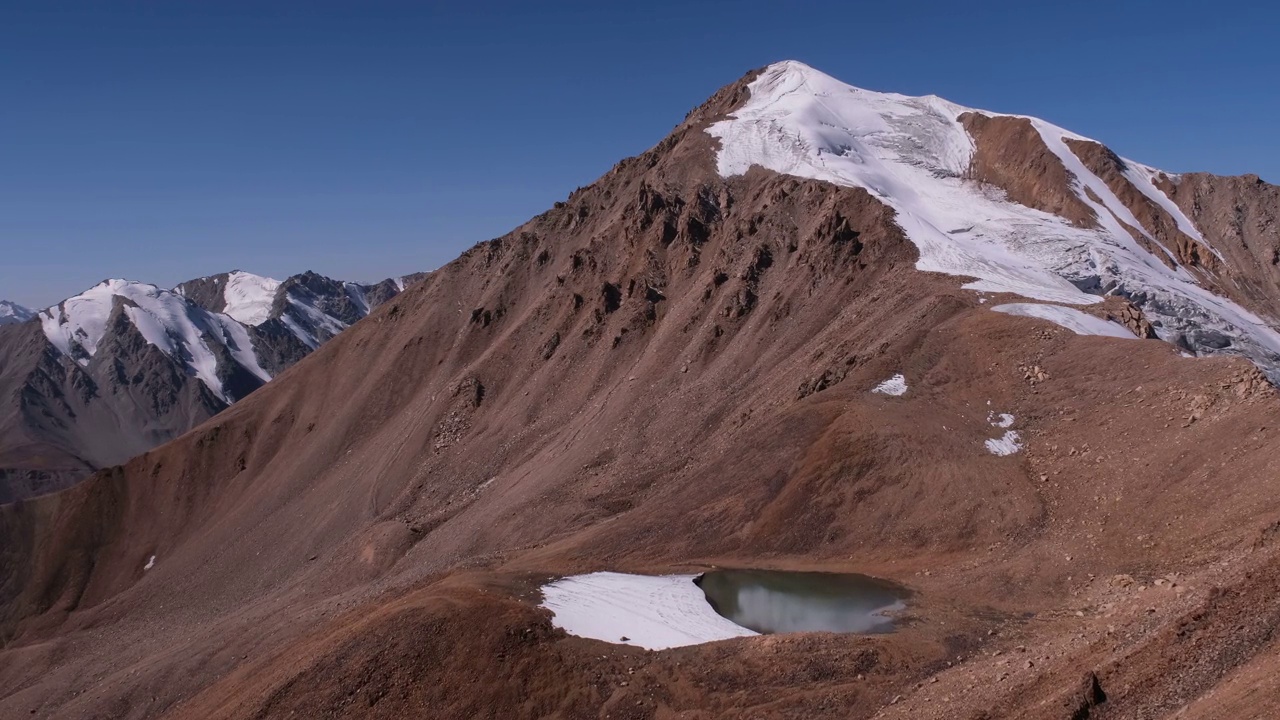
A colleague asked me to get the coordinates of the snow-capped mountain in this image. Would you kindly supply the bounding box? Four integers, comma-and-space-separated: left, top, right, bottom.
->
173, 269, 423, 377
0, 300, 33, 325
39, 279, 271, 404
1, 269, 425, 501
711, 61, 1280, 380
11, 61, 1280, 719
175, 270, 414, 348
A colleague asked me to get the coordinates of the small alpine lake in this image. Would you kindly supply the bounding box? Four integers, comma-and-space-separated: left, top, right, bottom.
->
694, 568, 908, 635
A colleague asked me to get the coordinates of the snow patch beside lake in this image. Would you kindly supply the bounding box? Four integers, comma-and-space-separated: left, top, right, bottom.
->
540, 572, 757, 650
993, 303, 1135, 339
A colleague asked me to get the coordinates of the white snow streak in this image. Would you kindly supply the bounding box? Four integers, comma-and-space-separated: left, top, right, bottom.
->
1124, 164, 1219, 258
992, 303, 1136, 339
344, 282, 371, 315
541, 572, 757, 650
280, 296, 348, 349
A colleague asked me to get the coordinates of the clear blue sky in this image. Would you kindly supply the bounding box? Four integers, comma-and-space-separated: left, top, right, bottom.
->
3, 0, 1277, 308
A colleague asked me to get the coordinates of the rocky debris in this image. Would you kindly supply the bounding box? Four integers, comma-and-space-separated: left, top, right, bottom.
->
455, 376, 486, 408
1106, 300, 1159, 340
1065, 671, 1108, 719
1019, 363, 1050, 385
1227, 367, 1275, 401
540, 332, 561, 360
797, 358, 857, 400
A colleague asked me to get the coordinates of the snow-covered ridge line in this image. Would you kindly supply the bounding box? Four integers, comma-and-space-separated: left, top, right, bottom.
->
707, 60, 1280, 380
39, 279, 271, 402
0, 300, 34, 325
36, 269, 406, 404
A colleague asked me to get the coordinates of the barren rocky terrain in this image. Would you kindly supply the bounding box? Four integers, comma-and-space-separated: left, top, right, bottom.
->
3, 64, 1280, 719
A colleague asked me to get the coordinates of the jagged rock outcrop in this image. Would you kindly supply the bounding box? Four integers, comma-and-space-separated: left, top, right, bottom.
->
1156, 172, 1280, 325
1105, 298, 1160, 339
960, 112, 1098, 227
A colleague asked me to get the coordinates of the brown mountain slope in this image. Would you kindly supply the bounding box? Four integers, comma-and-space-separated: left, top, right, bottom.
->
1159, 172, 1280, 323
3, 66, 1280, 720
0, 313, 226, 504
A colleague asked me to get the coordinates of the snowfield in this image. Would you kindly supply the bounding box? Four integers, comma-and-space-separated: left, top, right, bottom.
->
221, 271, 282, 326
708, 61, 1280, 380
540, 572, 757, 650
992, 303, 1136, 339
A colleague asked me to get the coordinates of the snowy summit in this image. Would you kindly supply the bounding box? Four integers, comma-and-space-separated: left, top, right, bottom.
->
0, 300, 34, 326
39, 279, 271, 403
709, 61, 1280, 379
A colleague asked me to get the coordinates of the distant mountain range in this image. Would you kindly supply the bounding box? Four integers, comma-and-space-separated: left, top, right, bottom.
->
0, 269, 426, 501
0, 300, 33, 326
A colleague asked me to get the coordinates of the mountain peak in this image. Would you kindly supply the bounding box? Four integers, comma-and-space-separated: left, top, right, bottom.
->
0, 300, 33, 325
221, 270, 283, 326
709, 62, 1280, 379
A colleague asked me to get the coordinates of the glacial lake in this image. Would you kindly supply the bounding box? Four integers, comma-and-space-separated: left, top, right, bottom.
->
694, 569, 908, 635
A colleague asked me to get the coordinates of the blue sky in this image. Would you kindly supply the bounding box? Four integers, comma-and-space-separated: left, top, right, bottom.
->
3, 0, 1277, 308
